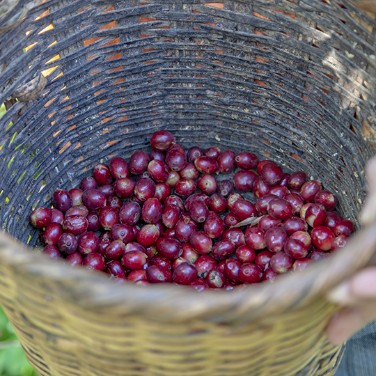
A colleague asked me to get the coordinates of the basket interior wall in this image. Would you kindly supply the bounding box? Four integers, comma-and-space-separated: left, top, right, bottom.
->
0, 0, 375, 246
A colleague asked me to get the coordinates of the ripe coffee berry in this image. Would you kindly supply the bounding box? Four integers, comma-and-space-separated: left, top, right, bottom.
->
288, 172, 307, 190
238, 263, 263, 284
93, 163, 112, 186
30, 208, 52, 228
156, 237, 182, 260
69, 188, 83, 206
30, 131, 354, 288
217, 150, 235, 174
233, 170, 257, 192
150, 130, 176, 151
41, 223, 63, 245
311, 226, 335, 251
122, 250, 148, 270
195, 255, 217, 278
78, 232, 99, 255
173, 262, 198, 285
235, 152, 258, 170
109, 157, 129, 179
245, 227, 266, 250
53, 189, 72, 212
66, 252, 83, 267
236, 245, 256, 264
204, 212, 225, 239
260, 162, 283, 186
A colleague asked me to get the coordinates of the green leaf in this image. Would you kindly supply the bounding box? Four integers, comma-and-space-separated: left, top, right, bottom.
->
0, 309, 38, 375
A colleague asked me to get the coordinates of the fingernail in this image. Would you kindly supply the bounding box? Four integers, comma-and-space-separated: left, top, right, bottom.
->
327, 282, 351, 304
360, 201, 376, 225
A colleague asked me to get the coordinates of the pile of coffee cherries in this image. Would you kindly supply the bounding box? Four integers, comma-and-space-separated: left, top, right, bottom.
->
30, 131, 354, 290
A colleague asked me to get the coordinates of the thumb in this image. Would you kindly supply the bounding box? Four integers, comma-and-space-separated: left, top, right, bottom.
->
360, 156, 376, 226
328, 267, 376, 305
326, 268, 376, 345
326, 306, 376, 345
355, 0, 376, 16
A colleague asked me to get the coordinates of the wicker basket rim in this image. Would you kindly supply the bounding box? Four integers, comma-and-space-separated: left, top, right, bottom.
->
1, 223, 376, 324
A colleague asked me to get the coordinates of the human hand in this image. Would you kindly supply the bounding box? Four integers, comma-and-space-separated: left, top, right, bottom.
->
355, 0, 376, 16
326, 156, 376, 345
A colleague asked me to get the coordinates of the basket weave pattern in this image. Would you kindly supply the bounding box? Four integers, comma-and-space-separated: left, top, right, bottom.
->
0, 0, 376, 375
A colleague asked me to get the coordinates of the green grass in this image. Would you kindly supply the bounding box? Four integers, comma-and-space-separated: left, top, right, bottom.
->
0, 104, 38, 375
0, 309, 38, 376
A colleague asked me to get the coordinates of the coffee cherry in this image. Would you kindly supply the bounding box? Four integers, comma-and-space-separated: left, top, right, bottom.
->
206, 269, 225, 288
197, 175, 217, 195
288, 172, 307, 190
311, 226, 335, 251
142, 198, 163, 224
270, 252, 293, 274
82, 189, 106, 211
78, 232, 99, 255
195, 255, 217, 278
150, 130, 176, 151
245, 227, 266, 250
129, 150, 150, 175
69, 188, 83, 206
83, 253, 106, 271
93, 163, 112, 186
122, 250, 148, 270
58, 233, 78, 255
260, 162, 283, 186
146, 265, 172, 283
235, 245, 256, 263
30, 131, 356, 288
173, 262, 198, 285
147, 160, 169, 182
109, 157, 129, 179
187, 146, 204, 162
41, 223, 63, 245
238, 263, 263, 283
194, 156, 217, 174
233, 170, 257, 192
63, 215, 88, 235
190, 231, 212, 255
235, 152, 258, 169
30, 207, 52, 229
204, 212, 225, 239
217, 150, 235, 173
265, 227, 288, 253
156, 237, 182, 259
119, 202, 141, 226
166, 144, 187, 172
53, 189, 72, 212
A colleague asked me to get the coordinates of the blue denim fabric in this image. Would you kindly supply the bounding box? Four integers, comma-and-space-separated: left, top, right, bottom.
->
335, 321, 376, 375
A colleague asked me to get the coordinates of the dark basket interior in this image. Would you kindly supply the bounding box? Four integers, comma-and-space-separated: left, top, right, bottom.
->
0, 0, 375, 249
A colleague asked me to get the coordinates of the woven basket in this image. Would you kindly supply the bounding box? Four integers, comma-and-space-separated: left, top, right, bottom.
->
1, 0, 376, 375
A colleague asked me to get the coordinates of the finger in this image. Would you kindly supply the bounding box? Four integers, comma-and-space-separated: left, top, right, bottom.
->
326, 307, 364, 345
328, 267, 376, 305
351, 268, 376, 298
366, 156, 376, 191
326, 303, 376, 345
359, 195, 376, 226
360, 156, 376, 225
355, 1, 376, 16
